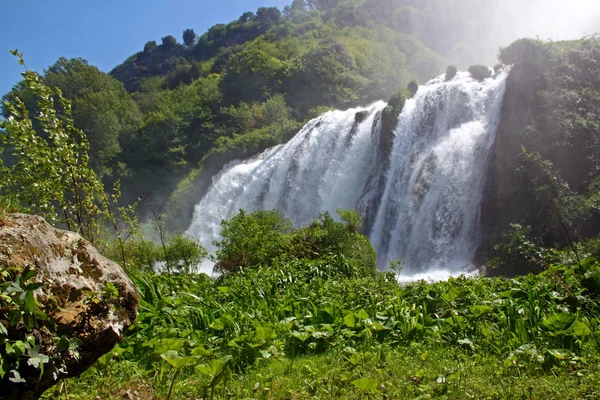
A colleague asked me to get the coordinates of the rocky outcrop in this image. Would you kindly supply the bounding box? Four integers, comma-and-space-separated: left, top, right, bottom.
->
477, 62, 542, 262
0, 213, 138, 400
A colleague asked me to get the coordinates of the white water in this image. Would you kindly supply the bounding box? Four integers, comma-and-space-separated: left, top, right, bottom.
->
187, 70, 509, 277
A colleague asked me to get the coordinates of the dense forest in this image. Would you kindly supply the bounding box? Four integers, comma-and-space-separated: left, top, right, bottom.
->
1, 0, 600, 398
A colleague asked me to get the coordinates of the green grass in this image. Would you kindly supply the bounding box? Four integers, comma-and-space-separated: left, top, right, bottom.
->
46, 248, 600, 399
59, 342, 600, 399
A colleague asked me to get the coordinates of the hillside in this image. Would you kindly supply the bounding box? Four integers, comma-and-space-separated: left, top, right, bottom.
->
2, 0, 519, 217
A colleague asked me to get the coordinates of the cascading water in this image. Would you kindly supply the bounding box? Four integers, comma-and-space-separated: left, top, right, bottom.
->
187, 69, 509, 277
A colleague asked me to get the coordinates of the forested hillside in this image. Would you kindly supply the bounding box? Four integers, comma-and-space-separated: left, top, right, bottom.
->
2, 0, 518, 218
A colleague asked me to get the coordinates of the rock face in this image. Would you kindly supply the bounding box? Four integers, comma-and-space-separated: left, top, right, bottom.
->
0, 213, 138, 400
477, 62, 541, 263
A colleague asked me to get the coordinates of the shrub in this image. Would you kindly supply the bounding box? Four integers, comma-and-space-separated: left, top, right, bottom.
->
407, 80, 419, 96
143, 40, 157, 53
468, 64, 491, 80
213, 209, 376, 277
214, 210, 292, 273
445, 65, 457, 80
161, 35, 177, 49
381, 89, 409, 140
182, 29, 196, 47
163, 234, 208, 274
498, 38, 544, 65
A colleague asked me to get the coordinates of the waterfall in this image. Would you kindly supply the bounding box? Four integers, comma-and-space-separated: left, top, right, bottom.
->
187, 69, 509, 276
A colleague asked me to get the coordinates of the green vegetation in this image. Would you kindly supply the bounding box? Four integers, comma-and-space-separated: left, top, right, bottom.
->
40, 225, 600, 399
445, 64, 457, 80
2, 0, 511, 224
481, 37, 600, 269
468, 64, 492, 80
2, 1, 600, 398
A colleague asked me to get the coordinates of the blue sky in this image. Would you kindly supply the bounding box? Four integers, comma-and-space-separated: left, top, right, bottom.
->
0, 0, 291, 97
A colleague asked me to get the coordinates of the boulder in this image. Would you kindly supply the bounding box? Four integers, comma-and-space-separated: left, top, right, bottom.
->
0, 213, 138, 400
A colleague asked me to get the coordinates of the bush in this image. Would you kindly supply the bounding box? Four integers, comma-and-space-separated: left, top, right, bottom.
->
468, 64, 491, 80
143, 40, 157, 53
485, 224, 554, 277
163, 234, 208, 274
407, 80, 419, 96
445, 65, 457, 80
381, 89, 409, 140
498, 38, 544, 65
161, 35, 177, 49
182, 29, 196, 47
214, 210, 292, 273
213, 209, 376, 277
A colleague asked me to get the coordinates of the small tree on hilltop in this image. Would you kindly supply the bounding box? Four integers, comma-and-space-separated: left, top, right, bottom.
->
407, 80, 419, 96
183, 29, 196, 47
161, 35, 177, 49
144, 40, 157, 53
446, 65, 457, 80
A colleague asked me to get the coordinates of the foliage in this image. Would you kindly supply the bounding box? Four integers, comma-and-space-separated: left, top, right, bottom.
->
486, 224, 555, 276
484, 38, 600, 253
182, 29, 196, 47
161, 35, 177, 48
51, 237, 600, 399
468, 64, 491, 80
498, 38, 545, 65
445, 64, 457, 80
214, 210, 292, 273
407, 79, 419, 96
0, 51, 109, 243
143, 41, 157, 53
213, 209, 375, 277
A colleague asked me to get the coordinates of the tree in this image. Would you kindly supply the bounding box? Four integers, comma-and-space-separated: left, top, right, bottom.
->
286, 40, 368, 115
256, 7, 282, 31
468, 65, 491, 80
407, 80, 419, 96
446, 65, 457, 80
1, 51, 110, 242
214, 210, 292, 272
220, 47, 285, 104
41, 58, 141, 177
239, 11, 255, 23
144, 40, 157, 53
182, 29, 196, 47
161, 35, 177, 48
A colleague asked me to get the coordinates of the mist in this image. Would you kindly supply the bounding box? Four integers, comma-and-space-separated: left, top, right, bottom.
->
454, 0, 600, 65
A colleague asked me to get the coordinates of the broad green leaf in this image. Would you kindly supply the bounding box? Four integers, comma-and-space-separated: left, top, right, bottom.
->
160, 351, 194, 369
352, 378, 379, 391
547, 349, 569, 359
291, 331, 311, 342
355, 309, 369, 320
571, 320, 592, 337
470, 305, 492, 317
349, 353, 361, 365
196, 356, 232, 377
344, 312, 356, 327
27, 352, 49, 369
255, 326, 273, 341
210, 317, 226, 331
24, 290, 36, 313
543, 313, 576, 332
